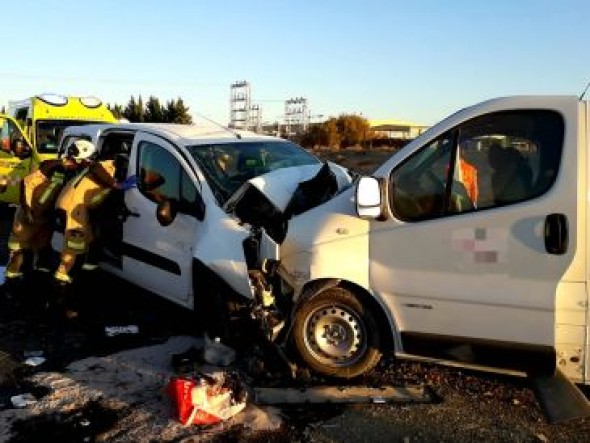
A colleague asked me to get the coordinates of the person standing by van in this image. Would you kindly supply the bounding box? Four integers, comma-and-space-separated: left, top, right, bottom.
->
0, 142, 87, 301
52, 140, 136, 318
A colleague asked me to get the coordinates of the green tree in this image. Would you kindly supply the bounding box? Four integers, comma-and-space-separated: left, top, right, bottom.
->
164, 97, 192, 124
123, 95, 145, 122
107, 103, 124, 119
144, 96, 165, 122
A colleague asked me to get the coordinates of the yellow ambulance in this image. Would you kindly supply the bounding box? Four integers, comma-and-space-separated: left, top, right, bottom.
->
0, 94, 118, 204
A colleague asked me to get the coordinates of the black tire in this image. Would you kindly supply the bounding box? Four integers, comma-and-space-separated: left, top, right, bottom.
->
292, 287, 382, 378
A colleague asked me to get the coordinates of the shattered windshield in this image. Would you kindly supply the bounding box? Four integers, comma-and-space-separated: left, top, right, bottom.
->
187, 141, 319, 204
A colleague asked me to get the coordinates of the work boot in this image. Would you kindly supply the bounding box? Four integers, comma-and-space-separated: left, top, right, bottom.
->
51, 281, 79, 321
35, 245, 56, 274
82, 242, 102, 271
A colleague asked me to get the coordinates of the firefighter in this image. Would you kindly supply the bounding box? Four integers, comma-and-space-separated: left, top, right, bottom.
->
52, 139, 135, 317
1, 141, 87, 300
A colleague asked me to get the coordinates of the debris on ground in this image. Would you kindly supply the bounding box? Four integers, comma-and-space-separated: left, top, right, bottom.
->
24, 356, 46, 367
10, 393, 37, 408
104, 325, 140, 337
167, 372, 246, 426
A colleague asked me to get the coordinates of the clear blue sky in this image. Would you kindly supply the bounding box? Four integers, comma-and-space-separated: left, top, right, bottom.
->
2, 0, 588, 126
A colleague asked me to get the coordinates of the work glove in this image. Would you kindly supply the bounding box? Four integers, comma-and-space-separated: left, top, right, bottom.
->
116, 175, 138, 191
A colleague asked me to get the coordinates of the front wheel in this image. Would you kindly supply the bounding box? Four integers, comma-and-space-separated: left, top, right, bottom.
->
292, 287, 382, 378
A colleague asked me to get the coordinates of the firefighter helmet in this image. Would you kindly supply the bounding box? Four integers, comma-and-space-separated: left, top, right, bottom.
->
67, 139, 97, 161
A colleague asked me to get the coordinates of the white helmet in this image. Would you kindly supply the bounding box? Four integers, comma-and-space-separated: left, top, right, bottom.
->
67, 139, 97, 161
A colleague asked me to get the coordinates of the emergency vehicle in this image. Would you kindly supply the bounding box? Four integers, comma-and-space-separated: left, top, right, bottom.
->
0, 94, 117, 204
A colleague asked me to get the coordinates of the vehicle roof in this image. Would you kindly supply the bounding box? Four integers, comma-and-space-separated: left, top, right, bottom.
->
64, 122, 285, 146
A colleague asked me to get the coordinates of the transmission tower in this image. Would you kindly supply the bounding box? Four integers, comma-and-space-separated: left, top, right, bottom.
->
250, 104, 262, 133
284, 97, 309, 135
229, 81, 251, 129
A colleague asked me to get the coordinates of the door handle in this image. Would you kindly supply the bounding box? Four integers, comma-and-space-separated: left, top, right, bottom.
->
118, 205, 140, 221
544, 213, 568, 255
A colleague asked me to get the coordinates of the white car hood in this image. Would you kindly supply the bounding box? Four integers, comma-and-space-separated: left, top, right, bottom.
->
224, 162, 354, 243
196, 161, 353, 300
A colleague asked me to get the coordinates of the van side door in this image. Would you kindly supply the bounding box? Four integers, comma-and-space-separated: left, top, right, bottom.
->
368, 99, 579, 369
120, 132, 205, 305
0, 115, 34, 203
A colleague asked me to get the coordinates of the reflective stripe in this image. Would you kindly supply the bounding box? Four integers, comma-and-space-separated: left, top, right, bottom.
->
82, 263, 99, 271
66, 239, 86, 251
54, 271, 72, 283
70, 168, 89, 187
90, 189, 110, 205
7, 241, 23, 250
38, 172, 65, 204
5, 270, 23, 279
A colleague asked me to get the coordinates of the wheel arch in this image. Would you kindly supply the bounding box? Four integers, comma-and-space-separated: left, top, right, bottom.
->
297, 278, 398, 352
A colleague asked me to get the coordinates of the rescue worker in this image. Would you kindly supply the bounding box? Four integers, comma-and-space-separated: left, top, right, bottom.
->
457, 154, 478, 204
1, 141, 87, 299
52, 139, 135, 317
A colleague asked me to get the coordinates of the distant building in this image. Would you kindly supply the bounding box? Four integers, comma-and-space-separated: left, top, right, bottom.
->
370, 119, 429, 139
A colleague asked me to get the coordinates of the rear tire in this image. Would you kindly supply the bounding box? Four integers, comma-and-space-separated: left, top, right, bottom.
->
292, 287, 382, 378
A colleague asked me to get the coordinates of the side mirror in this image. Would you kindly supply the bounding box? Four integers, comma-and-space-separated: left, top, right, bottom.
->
156, 198, 178, 226
356, 176, 383, 219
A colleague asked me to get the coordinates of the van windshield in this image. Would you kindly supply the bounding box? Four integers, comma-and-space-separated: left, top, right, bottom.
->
36, 120, 105, 154
187, 140, 319, 203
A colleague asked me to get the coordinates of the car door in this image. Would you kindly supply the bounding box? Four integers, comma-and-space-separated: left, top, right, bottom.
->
0, 114, 34, 203
369, 99, 579, 353
121, 132, 205, 305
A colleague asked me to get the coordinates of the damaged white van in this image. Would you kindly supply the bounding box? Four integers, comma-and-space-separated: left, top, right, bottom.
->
280, 95, 590, 385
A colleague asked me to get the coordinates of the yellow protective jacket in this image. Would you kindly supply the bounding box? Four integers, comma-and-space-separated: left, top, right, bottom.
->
22, 159, 78, 221
56, 160, 117, 235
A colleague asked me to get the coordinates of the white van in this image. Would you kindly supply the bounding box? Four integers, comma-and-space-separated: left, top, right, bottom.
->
280, 96, 589, 385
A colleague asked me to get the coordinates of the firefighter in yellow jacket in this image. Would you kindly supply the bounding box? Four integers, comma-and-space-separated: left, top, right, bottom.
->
53, 139, 136, 315
1, 143, 86, 298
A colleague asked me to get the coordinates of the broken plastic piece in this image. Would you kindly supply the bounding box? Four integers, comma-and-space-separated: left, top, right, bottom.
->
24, 356, 46, 367
104, 325, 139, 337
10, 393, 37, 408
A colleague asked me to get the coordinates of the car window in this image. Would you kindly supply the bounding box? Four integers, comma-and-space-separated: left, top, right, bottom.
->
138, 141, 181, 203
138, 140, 203, 217
389, 110, 564, 221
